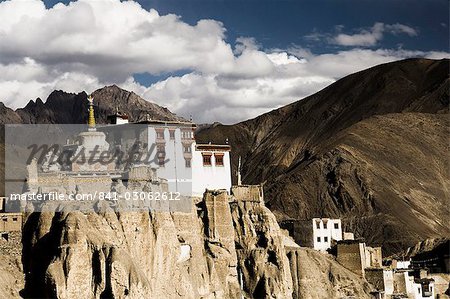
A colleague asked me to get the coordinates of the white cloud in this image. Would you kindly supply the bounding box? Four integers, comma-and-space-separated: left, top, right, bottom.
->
385, 23, 418, 36
0, 1, 447, 124
0, 0, 233, 77
333, 23, 384, 46
331, 22, 418, 47
121, 48, 449, 124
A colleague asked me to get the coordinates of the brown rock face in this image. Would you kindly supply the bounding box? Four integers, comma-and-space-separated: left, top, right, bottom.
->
22, 201, 241, 299
21, 187, 376, 298
0, 232, 23, 299
21, 189, 250, 298
293, 248, 372, 299
0, 103, 22, 125
230, 186, 293, 298
196, 58, 450, 255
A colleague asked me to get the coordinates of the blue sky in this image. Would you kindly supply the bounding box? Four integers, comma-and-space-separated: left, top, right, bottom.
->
41, 0, 449, 85
0, 0, 448, 123
42, 0, 448, 50
148, 0, 448, 49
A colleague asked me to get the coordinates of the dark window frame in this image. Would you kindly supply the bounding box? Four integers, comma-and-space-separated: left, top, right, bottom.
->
169, 130, 176, 140
202, 154, 212, 166
214, 154, 224, 166
156, 130, 165, 140
185, 159, 191, 168
158, 157, 165, 167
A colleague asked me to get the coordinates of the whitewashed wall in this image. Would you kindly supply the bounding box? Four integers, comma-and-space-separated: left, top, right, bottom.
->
312, 218, 343, 251
191, 149, 232, 197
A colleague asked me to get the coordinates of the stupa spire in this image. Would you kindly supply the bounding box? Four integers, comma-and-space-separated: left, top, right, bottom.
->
87, 95, 96, 130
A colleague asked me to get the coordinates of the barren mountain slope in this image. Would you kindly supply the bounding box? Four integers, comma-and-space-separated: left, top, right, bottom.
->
197, 58, 450, 254
266, 113, 449, 254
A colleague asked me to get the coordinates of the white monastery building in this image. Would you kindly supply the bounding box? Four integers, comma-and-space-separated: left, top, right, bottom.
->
312, 218, 343, 251
102, 114, 232, 197
191, 144, 232, 196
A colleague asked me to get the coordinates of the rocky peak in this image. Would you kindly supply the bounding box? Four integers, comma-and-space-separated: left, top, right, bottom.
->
91, 85, 184, 123
7, 85, 184, 125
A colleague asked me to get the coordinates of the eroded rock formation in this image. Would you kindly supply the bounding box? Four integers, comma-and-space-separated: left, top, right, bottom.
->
230, 185, 293, 298
22, 186, 374, 298
22, 199, 241, 299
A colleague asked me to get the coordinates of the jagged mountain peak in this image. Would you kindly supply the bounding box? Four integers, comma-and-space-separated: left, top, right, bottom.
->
3, 85, 184, 124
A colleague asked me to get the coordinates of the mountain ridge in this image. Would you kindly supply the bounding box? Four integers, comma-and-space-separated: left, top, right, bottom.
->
196, 58, 450, 254
0, 84, 184, 124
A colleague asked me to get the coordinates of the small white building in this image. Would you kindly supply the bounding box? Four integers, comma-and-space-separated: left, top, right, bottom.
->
312, 218, 342, 251
191, 144, 232, 197
412, 278, 435, 299
107, 112, 129, 124
394, 259, 411, 270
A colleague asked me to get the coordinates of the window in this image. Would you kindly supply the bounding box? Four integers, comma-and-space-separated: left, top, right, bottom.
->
317, 237, 321, 242
158, 157, 165, 167
1, 233, 8, 241
323, 222, 327, 229
156, 130, 165, 140
215, 154, 224, 166
418, 288, 420, 294
334, 223, 339, 229
181, 130, 193, 140
316, 221, 320, 229
184, 146, 191, 153
169, 130, 175, 140
2, 218, 6, 222
12, 217, 17, 222
157, 145, 165, 158
324, 237, 328, 242
202, 154, 212, 166
185, 159, 191, 168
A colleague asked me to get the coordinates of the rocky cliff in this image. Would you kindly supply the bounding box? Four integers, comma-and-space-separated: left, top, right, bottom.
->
293, 248, 372, 299
22, 200, 240, 298
21, 186, 374, 299
196, 58, 450, 255
0, 232, 23, 299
